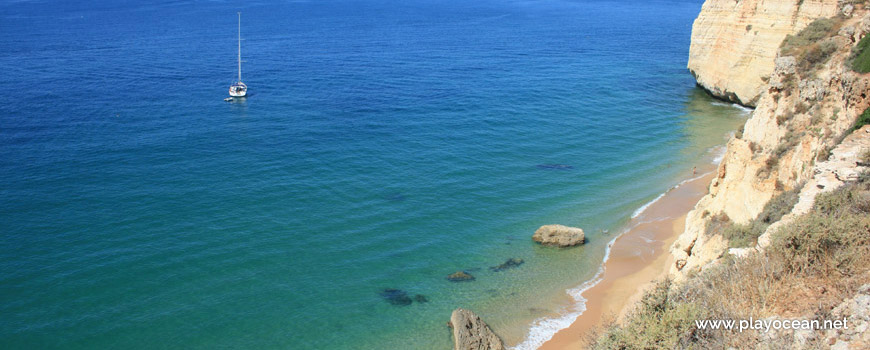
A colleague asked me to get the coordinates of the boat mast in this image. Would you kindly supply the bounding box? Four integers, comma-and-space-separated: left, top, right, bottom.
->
237, 12, 242, 82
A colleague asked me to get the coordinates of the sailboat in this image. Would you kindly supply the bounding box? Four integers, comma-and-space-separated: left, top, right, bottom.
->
228, 12, 247, 98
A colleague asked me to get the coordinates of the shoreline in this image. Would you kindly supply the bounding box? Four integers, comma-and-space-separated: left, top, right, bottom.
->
527, 164, 718, 350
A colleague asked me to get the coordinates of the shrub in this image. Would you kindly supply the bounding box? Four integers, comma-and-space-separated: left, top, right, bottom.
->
817, 145, 832, 161
800, 39, 838, 71
794, 102, 809, 115
812, 184, 870, 216
721, 187, 800, 248
849, 32, 870, 73
781, 18, 838, 55
852, 107, 870, 132
722, 223, 757, 248
592, 184, 870, 350
776, 111, 793, 125
768, 211, 870, 276
758, 187, 801, 224
590, 280, 709, 349
859, 170, 870, 185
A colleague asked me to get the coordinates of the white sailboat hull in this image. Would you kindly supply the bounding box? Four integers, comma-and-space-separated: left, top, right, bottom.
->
228, 13, 248, 99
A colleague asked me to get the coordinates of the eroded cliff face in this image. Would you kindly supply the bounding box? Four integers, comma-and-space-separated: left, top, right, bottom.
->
688, 0, 839, 106
673, 6, 870, 280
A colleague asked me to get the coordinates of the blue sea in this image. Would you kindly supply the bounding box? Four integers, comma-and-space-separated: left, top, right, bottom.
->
0, 0, 749, 349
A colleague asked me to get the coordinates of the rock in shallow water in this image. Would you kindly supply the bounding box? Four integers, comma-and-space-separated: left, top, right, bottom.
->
532, 224, 585, 247
490, 258, 524, 272
536, 164, 573, 170
379, 288, 412, 306
414, 294, 429, 303
448, 308, 505, 350
447, 271, 475, 282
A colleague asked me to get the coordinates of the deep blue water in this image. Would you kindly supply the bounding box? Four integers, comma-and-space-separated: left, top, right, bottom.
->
0, 0, 747, 349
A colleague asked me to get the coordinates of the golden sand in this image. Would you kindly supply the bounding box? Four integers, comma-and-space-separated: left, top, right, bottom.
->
537, 169, 716, 350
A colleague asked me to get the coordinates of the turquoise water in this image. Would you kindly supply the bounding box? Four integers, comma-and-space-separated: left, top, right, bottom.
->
0, 0, 748, 349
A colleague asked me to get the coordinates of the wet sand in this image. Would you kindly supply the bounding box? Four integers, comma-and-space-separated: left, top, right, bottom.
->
537, 169, 716, 350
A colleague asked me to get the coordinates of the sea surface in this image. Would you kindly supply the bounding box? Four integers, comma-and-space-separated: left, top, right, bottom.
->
0, 0, 749, 349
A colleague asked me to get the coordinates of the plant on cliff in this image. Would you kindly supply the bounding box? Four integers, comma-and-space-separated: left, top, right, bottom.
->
849, 32, 870, 73
588, 280, 710, 349
781, 17, 844, 72
718, 187, 801, 248
852, 107, 870, 132
781, 18, 839, 55
590, 183, 870, 349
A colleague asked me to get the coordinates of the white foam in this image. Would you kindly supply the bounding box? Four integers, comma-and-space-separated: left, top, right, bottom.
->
631, 192, 665, 219
511, 171, 716, 350
510, 232, 621, 350
710, 145, 727, 165
710, 101, 754, 115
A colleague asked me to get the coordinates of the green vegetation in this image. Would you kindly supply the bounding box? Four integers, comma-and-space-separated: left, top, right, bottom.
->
588, 279, 709, 349
781, 18, 843, 72
589, 179, 870, 349
781, 19, 837, 52
853, 107, 870, 132
849, 32, 870, 72
717, 187, 800, 248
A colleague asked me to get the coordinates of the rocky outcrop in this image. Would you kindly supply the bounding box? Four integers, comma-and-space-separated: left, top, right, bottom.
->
447, 271, 476, 282
688, 0, 839, 106
758, 125, 870, 248
673, 8, 870, 280
532, 224, 585, 247
489, 258, 524, 272
824, 284, 870, 349
448, 308, 505, 350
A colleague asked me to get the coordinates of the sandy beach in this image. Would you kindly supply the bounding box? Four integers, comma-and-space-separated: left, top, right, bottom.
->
537, 167, 716, 350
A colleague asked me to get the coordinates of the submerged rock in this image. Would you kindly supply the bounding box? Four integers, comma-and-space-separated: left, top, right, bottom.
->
379, 288, 412, 306
384, 192, 406, 201
532, 224, 585, 247
536, 164, 573, 170
448, 308, 505, 350
414, 294, 429, 303
447, 271, 475, 282
490, 258, 524, 272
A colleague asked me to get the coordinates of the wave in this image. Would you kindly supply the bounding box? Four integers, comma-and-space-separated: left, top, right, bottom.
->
510, 227, 622, 350
511, 169, 716, 349
631, 192, 666, 219
710, 101, 754, 115
710, 145, 727, 165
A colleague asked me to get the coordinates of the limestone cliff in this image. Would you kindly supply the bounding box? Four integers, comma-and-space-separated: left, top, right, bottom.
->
688, 0, 839, 106
673, 5, 870, 280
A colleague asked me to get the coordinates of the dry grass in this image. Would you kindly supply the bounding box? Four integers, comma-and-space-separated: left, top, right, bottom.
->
588, 182, 870, 349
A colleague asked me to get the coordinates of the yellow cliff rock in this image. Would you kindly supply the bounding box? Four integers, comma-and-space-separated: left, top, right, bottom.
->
688, 0, 839, 106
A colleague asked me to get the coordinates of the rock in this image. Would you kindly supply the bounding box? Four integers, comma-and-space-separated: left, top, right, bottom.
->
823, 284, 870, 349
728, 247, 754, 258
532, 224, 585, 247
769, 56, 797, 90
448, 308, 505, 350
843, 4, 854, 17
414, 294, 429, 303
687, 0, 839, 106
838, 25, 856, 41
536, 164, 573, 170
379, 289, 412, 306
490, 258, 524, 272
675, 259, 687, 270
775, 56, 797, 75
798, 78, 826, 101
447, 271, 475, 282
